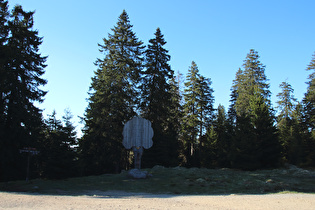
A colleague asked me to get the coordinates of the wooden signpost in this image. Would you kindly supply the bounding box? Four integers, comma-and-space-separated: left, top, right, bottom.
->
122, 116, 153, 171
19, 147, 39, 182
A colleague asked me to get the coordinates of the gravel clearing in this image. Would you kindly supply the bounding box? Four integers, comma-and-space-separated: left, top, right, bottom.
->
1, 191, 315, 210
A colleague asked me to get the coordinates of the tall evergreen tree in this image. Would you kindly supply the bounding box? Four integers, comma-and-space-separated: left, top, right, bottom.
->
226, 68, 244, 160
182, 61, 201, 166
228, 68, 243, 123
277, 81, 297, 119
79, 10, 144, 175
140, 28, 179, 167
234, 49, 271, 116
230, 49, 280, 170
197, 75, 215, 135
303, 52, 315, 133
276, 81, 297, 162
0, 4, 47, 181
182, 61, 214, 166
167, 74, 183, 165
301, 52, 315, 166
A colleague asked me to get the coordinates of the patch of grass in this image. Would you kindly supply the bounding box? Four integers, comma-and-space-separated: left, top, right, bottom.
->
1, 166, 315, 195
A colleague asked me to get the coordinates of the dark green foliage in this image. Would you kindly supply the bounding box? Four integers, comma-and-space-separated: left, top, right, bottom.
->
229, 50, 280, 170
0, 3, 47, 181
228, 68, 242, 123
276, 81, 297, 163
201, 105, 228, 168
39, 110, 77, 179
166, 74, 184, 166
273, 53, 315, 168
182, 61, 215, 167
62, 108, 77, 148
232, 94, 280, 170
203, 104, 231, 168
277, 81, 297, 120
79, 10, 144, 175
140, 28, 180, 167
288, 103, 310, 166
249, 91, 280, 168
303, 53, 315, 133
231, 114, 257, 169
234, 49, 271, 116
301, 52, 315, 166
182, 62, 200, 165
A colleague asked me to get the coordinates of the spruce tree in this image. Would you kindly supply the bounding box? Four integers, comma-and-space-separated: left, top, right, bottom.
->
230, 49, 280, 170
228, 68, 243, 123
226, 69, 243, 161
303, 52, 315, 132
182, 61, 214, 166
182, 61, 201, 166
0, 4, 47, 181
167, 75, 183, 165
277, 81, 297, 119
234, 49, 271, 116
197, 75, 215, 135
79, 10, 144, 175
276, 81, 297, 162
140, 28, 179, 167
302, 52, 315, 166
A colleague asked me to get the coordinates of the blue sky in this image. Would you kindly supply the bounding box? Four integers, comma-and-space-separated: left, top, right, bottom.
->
8, 0, 315, 135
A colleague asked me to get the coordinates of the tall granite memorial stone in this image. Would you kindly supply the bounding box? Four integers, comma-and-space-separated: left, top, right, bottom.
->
122, 116, 154, 178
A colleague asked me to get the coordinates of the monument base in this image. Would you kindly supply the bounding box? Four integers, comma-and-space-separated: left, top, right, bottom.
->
128, 169, 151, 179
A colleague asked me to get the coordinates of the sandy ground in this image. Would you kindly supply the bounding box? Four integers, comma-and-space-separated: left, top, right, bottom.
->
1, 191, 315, 210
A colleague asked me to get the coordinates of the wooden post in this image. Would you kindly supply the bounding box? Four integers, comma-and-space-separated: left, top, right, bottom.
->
19, 147, 39, 182
26, 153, 31, 182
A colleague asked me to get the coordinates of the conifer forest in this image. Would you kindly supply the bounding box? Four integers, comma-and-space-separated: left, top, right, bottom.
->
1, 1, 315, 181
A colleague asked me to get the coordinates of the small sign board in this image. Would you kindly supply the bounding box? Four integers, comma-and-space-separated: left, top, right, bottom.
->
19, 147, 39, 155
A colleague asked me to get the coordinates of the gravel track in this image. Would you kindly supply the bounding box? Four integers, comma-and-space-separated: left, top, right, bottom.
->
1, 191, 315, 210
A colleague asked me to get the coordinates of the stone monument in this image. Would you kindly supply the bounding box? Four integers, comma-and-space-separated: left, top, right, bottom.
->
122, 116, 153, 178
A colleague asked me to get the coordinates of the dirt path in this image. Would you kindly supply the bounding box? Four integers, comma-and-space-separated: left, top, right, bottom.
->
1, 191, 315, 210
